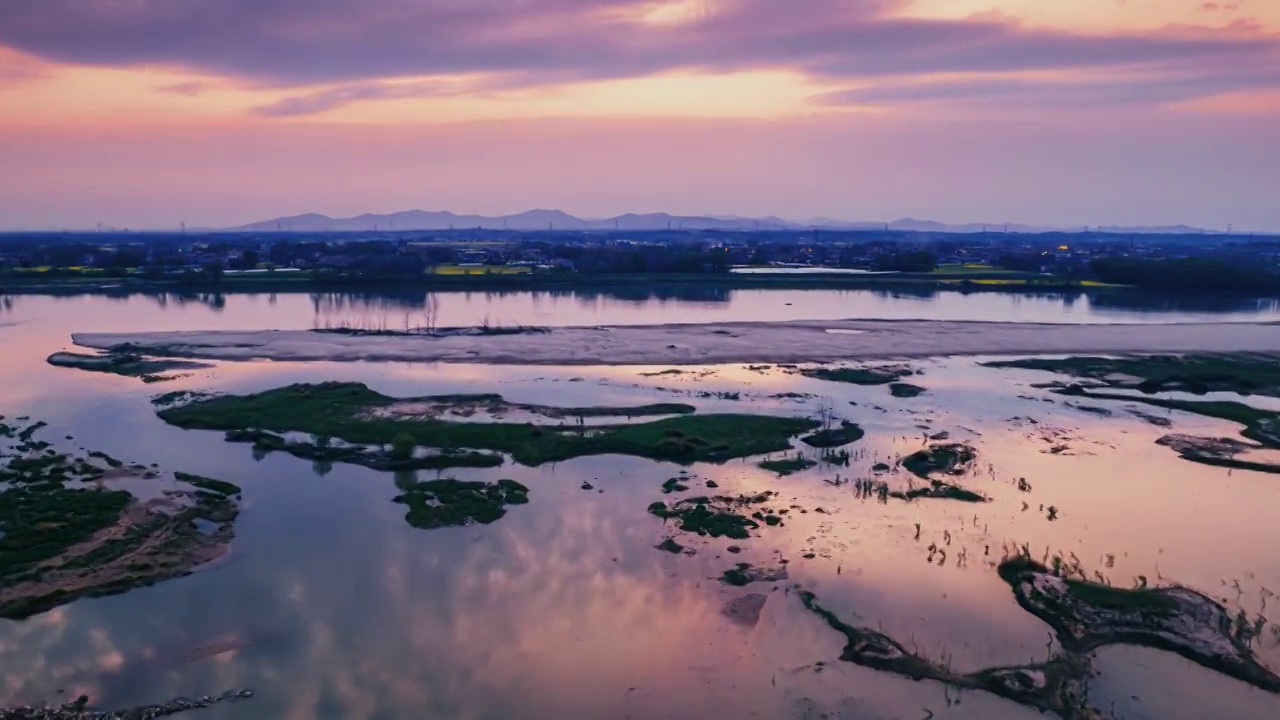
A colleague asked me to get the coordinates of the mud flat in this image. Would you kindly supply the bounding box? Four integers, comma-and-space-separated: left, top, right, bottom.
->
71, 320, 1280, 366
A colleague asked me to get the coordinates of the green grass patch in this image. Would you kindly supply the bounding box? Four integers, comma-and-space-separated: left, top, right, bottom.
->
0, 486, 133, 578
757, 455, 817, 476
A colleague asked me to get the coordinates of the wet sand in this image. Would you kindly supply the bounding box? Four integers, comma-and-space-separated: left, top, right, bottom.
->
72, 319, 1280, 366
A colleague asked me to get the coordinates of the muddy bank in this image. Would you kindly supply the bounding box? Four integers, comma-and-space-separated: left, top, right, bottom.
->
1, 689, 253, 719
71, 320, 1280, 366
46, 351, 209, 382
998, 557, 1280, 693
1155, 434, 1280, 474
799, 558, 1280, 720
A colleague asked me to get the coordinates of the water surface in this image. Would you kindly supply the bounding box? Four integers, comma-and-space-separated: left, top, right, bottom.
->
0, 294, 1278, 719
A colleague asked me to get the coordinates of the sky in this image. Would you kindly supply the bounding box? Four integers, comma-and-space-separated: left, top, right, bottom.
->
0, 0, 1277, 231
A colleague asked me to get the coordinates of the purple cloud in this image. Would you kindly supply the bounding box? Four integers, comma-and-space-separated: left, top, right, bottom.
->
1, 0, 1274, 113
817, 67, 1280, 107
251, 79, 478, 116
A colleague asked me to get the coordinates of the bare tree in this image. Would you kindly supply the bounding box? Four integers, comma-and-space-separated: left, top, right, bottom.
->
815, 397, 837, 430
423, 293, 439, 335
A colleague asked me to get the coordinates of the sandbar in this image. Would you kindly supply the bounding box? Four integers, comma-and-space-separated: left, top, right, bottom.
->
71, 319, 1280, 366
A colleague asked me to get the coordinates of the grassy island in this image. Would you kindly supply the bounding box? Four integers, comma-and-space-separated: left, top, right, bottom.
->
157, 382, 818, 467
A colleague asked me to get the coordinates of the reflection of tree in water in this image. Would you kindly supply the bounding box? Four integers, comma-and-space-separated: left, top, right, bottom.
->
145, 292, 228, 313
553, 285, 732, 305
309, 286, 734, 330
309, 291, 429, 316
1090, 292, 1280, 316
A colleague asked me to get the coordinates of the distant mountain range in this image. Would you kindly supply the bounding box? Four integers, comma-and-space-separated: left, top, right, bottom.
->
226, 209, 1221, 235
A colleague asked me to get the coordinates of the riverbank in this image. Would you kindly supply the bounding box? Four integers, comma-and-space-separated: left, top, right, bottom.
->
71, 319, 1280, 366
0, 270, 1115, 296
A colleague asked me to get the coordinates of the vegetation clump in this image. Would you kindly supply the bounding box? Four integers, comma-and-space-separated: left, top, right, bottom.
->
661, 477, 689, 494
757, 454, 817, 476
888, 382, 927, 398
799, 420, 864, 448
390, 433, 417, 461
720, 562, 788, 586
801, 365, 914, 386
891, 479, 987, 503
655, 537, 684, 554
160, 382, 816, 467
900, 443, 977, 479
392, 478, 530, 529
648, 492, 777, 540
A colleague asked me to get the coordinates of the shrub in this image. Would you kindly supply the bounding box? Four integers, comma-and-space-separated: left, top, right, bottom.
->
390, 433, 417, 461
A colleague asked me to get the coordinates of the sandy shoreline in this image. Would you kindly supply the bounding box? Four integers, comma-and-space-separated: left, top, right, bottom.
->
69, 319, 1280, 366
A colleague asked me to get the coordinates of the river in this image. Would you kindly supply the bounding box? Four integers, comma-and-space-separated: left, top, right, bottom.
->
1, 290, 1278, 720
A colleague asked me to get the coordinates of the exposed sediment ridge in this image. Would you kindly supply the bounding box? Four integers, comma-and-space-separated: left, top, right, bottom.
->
70, 320, 1280, 366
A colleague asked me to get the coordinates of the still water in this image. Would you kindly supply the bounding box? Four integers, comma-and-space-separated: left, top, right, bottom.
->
1, 292, 1279, 719
4, 287, 1280, 338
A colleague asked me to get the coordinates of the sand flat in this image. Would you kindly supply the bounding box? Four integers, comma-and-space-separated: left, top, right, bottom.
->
70, 319, 1280, 366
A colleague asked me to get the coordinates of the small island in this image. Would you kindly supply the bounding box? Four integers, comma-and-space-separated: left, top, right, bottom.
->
0, 417, 241, 620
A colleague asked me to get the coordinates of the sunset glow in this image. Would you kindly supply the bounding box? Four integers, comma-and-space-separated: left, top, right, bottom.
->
0, 0, 1276, 230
